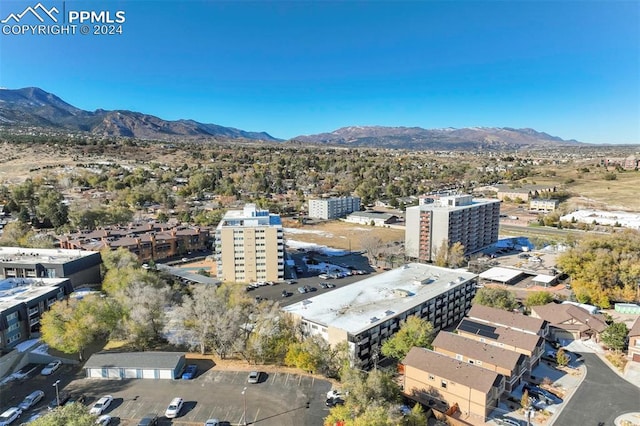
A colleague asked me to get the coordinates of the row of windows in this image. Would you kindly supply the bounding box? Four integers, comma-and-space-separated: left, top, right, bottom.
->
7, 333, 21, 344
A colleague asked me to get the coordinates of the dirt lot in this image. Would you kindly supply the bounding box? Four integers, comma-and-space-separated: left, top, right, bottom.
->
282, 219, 404, 251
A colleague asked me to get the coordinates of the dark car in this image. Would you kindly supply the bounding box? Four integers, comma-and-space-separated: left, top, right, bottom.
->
523, 385, 562, 405
282, 290, 290, 298
67, 393, 87, 405
137, 414, 159, 426
325, 397, 345, 407
47, 392, 70, 410
182, 364, 198, 380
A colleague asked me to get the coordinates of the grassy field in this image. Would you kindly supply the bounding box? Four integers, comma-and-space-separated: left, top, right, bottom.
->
282, 219, 404, 251
530, 166, 640, 211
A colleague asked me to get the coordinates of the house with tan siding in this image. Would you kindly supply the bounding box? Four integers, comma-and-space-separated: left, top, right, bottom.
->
432, 331, 527, 391
628, 318, 640, 363
402, 347, 504, 421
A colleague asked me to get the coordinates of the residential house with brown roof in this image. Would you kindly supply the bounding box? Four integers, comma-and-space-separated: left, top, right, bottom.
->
530, 302, 607, 344
59, 222, 210, 262
456, 318, 544, 370
402, 347, 505, 422
629, 317, 640, 363
432, 331, 527, 391
467, 305, 549, 339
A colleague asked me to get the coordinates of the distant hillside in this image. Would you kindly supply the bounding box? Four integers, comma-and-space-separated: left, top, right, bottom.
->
290, 126, 582, 150
0, 87, 279, 141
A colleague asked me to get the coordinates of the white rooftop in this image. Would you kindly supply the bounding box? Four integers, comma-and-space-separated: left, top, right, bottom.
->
0, 247, 98, 264
560, 209, 640, 230
479, 267, 524, 283
0, 278, 68, 311
282, 263, 477, 335
532, 274, 556, 284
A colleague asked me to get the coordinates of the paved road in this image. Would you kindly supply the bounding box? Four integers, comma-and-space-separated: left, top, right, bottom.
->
554, 353, 640, 426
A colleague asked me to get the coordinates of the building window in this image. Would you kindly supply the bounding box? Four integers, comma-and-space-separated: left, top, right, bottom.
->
441, 380, 447, 389
8, 323, 20, 332
6, 312, 18, 322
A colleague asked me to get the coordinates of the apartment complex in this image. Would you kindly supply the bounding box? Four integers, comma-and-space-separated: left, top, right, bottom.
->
308, 196, 361, 220
529, 198, 560, 212
215, 204, 284, 283
282, 263, 478, 369
0, 277, 73, 350
403, 347, 504, 420
0, 247, 102, 288
59, 222, 210, 263
405, 195, 500, 263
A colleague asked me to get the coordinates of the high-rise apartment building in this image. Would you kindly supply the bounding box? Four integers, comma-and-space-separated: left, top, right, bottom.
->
308, 196, 361, 219
215, 204, 284, 283
405, 195, 500, 263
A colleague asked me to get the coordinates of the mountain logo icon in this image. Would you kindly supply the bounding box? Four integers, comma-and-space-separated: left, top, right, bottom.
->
1, 2, 59, 24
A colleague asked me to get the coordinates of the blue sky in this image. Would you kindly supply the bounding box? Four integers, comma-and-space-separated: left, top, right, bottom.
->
0, 1, 638, 143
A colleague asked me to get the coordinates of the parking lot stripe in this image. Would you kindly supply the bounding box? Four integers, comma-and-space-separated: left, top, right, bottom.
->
284, 373, 290, 386
298, 375, 303, 386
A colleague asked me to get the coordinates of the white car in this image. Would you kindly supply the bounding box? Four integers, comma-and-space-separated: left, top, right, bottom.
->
326, 389, 343, 399
40, 360, 62, 375
18, 390, 45, 411
95, 414, 113, 425
89, 395, 113, 415
204, 420, 220, 426
0, 407, 22, 426
165, 397, 183, 419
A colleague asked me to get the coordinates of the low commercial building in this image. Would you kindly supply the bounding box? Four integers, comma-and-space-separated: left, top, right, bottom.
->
0, 247, 101, 288
529, 198, 560, 212
432, 331, 527, 392
84, 351, 186, 380
0, 277, 73, 350
344, 211, 398, 226
308, 196, 361, 220
283, 263, 478, 369
402, 347, 504, 421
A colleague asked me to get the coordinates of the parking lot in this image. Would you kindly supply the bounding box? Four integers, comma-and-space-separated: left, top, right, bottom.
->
7, 362, 332, 425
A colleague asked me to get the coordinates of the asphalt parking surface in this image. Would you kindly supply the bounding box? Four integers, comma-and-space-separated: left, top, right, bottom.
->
62, 368, 332, 425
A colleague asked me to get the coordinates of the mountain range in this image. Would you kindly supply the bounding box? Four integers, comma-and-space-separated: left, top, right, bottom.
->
0, 87, 582, 149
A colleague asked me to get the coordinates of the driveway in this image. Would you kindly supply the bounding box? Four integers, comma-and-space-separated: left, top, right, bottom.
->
553, 353, 640, 426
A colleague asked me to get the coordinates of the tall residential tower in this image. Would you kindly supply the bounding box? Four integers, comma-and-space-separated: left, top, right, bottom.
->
405, 195, 500, 263
215, 204, 284, 283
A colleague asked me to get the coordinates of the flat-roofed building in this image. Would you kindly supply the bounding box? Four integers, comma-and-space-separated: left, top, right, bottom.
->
402, 347, 504, 421
405, 195, 500, 263
215, 204, 284, 283
0, 277, 73, 350
344, 211, 398, 226
282, 263, 478, 369
0, 247, 101, 288
530, 198, 560, 212
308, 196, 361, 220
432, 331, 527, 392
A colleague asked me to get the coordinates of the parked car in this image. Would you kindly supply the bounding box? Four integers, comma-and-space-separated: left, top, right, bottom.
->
297, 286, 307, 294
48, 392, 70, 410
40, 360, 62, 376
164, 397, 184, 419
89, 395, 114, 415
0, 407, 22, 426
325, 397, 344, 407
281, 290, 290, 298
326, 389, 343, 399
137, 414, 158, 426
247, 371, 261, 384
320, 282, 329, 289
18, 390, 45, 411
523, 385, 562, 405
182, 364, 198, 380
495, 417, 521, 426
95, 414, 113, 425
68, 394, 87, 405
204, 420, 220, 426
286, 280, 296, 285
